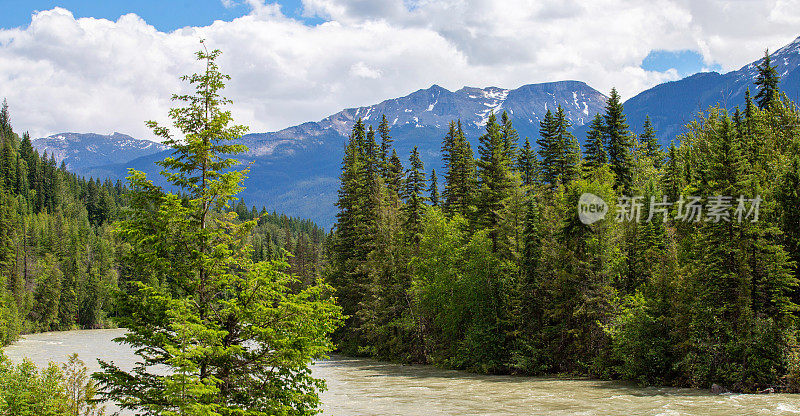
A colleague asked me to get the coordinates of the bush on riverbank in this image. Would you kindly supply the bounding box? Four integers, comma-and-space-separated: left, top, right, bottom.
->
0, 353, 104, 416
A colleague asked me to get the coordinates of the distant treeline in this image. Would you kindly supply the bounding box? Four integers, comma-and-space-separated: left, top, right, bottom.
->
326, 51, 800, 392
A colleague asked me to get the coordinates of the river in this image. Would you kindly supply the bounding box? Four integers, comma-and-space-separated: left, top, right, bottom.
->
4, 329, 800, 415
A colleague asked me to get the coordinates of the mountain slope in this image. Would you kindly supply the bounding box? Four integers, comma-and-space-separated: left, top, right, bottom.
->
89, 80, 607, 227
625, 35, 800, 141
32, 132, 167, 172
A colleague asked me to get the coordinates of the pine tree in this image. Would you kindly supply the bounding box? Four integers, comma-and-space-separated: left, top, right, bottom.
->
518, 138, 539, 188
554, 106, 581, 184
537, 107, 580, 186
0, 99, 9, 138
388, 149, 404, 194
604, 88, 633, 192
754, 49, 780, 109
429, 168, 439, 206
378, 114, 393, 182
583, 113, 607, 172
537, 109, 559, 185
96, 43, 342, 415
441, 120, 476, 217
404, 146, 427, 241
639, 116, 663, 168
476, 112, 514, 252
500, 111, 519, 165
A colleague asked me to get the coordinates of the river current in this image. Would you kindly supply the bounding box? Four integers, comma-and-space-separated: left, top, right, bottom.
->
5, 329, 800, 415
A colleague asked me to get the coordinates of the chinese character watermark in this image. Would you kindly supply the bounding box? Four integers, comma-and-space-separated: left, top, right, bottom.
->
578, 194, 762, 225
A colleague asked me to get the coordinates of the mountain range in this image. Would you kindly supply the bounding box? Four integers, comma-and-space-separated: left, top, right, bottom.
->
33, 36, 800, 227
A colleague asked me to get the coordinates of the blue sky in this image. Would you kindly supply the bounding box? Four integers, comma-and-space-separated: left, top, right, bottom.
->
0, 0, 324, 31
641, 50, 723, 78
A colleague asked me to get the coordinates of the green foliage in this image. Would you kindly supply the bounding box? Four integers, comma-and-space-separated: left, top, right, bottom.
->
583, 113, 607, 172
639, 116, 663, 169
0, 353, 104, 416
95, 43, 342, 415
754, 49, 780, 109
441, 121, 476, 217
328, 64, 800, 393
604, 88, 634, 192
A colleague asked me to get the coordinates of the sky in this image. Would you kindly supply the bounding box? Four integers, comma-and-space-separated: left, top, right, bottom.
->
0, 0, 799, 141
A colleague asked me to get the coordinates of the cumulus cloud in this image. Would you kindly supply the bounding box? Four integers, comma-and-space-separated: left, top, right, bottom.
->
0, 1, 798, 140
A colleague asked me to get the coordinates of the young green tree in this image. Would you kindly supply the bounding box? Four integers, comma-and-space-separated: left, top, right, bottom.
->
95, 43, 341, 415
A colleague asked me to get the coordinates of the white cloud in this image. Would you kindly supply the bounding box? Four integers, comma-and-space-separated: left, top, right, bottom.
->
350, 61, 382, 79
0, 1, 798, 140
221, 0, 238, 9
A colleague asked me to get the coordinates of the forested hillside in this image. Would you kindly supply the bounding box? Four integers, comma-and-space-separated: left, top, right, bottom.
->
0, 99, 327, 346
327, 59, 800, 392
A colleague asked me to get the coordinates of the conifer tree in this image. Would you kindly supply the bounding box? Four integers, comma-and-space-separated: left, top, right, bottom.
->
96, 43, 341, 415
639, 116, 663, 168
378, 114, 393, 182
754, 49, 780, 109
583, 113, 607, 172
518, 138, 538, 188
537, 107, 580, 186
429, 168, 439, 206
604, 88, 633, 192
500, 111, 519, 165
388, 149, 404, 194
0, 99, 9, 138
404, 146, 427, 241
441, 120, 476, 217
537, 109, 559, 185
554, 106, 581, 184
476, 112, 514, 252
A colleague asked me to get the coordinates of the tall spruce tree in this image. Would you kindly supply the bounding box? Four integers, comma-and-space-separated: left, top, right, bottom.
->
429, 168, 439, 206
554, 106, 581, 184
754, 49, 780, 109
518, 138, 538, 188
378, 114, 393, 182
639, 116, 663, 168
95, 43, 341, 415
404, 146, 427, 243
500, 111, 519, 165
476, 112, 514, 252
604, 88, 633, 192
537, 109, 559, 185
583, 113, 607, 172
441, 120, 476, 217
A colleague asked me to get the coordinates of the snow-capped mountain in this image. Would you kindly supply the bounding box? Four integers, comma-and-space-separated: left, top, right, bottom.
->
42, 35, 800, 226
31, 132, 167, 172
239, 80, 606, 159
84, 80, 606, 226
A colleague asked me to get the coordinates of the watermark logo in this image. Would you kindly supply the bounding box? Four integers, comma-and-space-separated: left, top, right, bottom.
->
578, 194, 761, 225
578, 193, 609, 225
